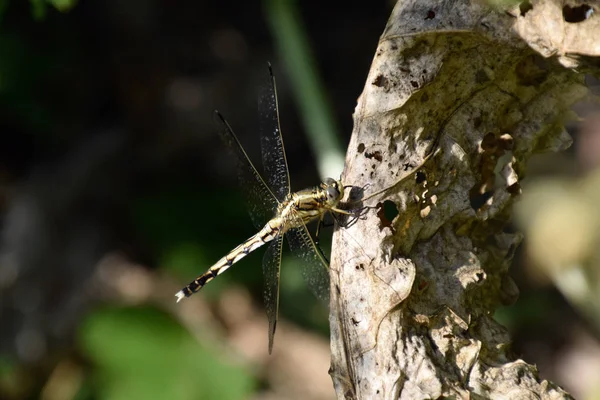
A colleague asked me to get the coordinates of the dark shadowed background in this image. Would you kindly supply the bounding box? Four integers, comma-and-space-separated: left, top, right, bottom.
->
0, 1, 598, 399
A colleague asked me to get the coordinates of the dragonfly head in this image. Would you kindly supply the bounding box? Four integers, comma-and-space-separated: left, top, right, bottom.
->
322, 178, 344, 206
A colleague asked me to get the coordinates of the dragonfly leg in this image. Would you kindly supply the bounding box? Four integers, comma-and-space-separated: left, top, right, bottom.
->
330, 206, 354, 215
316, 242, 330, 265
310, 225, 331, 265
331, 203, 368, 228
315, 213, 326, 244
330, 211, 343, 228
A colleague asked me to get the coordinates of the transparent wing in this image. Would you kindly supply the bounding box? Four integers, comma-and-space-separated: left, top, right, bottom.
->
258, 63, 291, 203
262, 233, 283, 354
214, 111, 279, 229
286, 217, 331, 304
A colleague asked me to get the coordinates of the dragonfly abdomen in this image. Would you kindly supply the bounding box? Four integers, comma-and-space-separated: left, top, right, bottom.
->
175, 219, 283, 302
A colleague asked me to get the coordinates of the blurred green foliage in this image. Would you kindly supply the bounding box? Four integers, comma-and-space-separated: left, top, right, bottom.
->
28, 0, 78, 20
131, 182, 266, 291
495, 292, 558, 332
79, 306, 255, 400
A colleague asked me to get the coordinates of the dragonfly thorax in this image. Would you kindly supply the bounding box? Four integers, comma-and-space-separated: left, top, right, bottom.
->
275, 178, 345, 230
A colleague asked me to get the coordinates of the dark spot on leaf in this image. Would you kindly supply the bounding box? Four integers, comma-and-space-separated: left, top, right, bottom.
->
358, 143, 365, 153
410, 80, 419, 88
481, 132, 497, 151
365, 150, 383, 162
372, 74, 388, 88
415, 171, 427, 184
475, 69, 490, 84
425, 9, 435, 19
515, 54, 550, 86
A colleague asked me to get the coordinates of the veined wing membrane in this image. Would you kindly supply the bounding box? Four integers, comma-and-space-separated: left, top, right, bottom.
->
179, 66, 339, 353
262, 234, 283, 354
258, 63, 290, 202
286, 215, 331, 304
213, 111, 279, 229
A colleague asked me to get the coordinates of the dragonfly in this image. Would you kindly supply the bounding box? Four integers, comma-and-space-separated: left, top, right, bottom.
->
175, 64, 352, 353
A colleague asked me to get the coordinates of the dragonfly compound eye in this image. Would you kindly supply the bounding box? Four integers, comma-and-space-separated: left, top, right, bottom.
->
326, 184, 341, 201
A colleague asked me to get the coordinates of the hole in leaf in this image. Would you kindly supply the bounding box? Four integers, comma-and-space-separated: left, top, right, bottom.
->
519, 1, 533, 16
469, 187, 493, 211
563, 4, 593, 23
382, 200, 399, 221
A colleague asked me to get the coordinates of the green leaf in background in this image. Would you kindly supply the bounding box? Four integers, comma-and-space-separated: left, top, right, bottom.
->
0, 0, 8, 21
494, 292, 556, 332
163, 241, 210, 278
47, 0, 78, 12
0, 357, 18, 398
27, 0, 78, 20
28, 0, 46, 20
79, 306, 255, 400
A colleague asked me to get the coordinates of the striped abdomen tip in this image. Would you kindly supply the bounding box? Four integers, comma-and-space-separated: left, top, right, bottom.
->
175, 290, 186, 303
